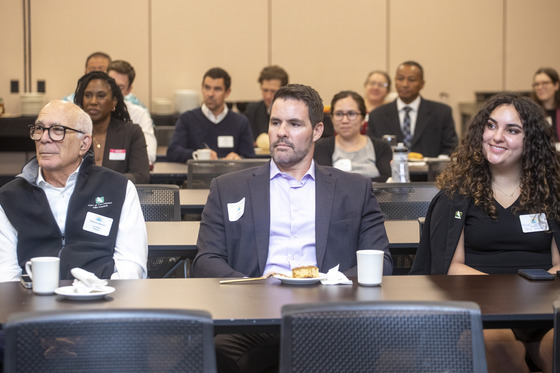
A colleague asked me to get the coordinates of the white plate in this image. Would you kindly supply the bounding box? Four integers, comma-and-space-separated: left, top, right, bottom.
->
273, 274, 326, 285
55, 286, 115, 300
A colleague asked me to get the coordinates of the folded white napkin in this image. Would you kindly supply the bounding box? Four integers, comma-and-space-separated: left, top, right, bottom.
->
321, 265, 353, 285
70, 268, 108, 293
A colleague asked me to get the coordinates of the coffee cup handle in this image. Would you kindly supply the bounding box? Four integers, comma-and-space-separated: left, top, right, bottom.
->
193, 151, 199, 160
25, 261, 33, 281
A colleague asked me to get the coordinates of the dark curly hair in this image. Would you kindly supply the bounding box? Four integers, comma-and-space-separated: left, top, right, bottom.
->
73, 71, 130, 123
437, 92, 560, 220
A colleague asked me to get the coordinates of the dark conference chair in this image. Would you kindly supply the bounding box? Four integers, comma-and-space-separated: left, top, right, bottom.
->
372, 182, 439, 274
554, 300, 560, 373
135, 184, 186, 278
371, 182, 439, 221
186, 159, 268, 189
136, 184, 181, 222
280, 301, 487, 373
3, 309, 216, 373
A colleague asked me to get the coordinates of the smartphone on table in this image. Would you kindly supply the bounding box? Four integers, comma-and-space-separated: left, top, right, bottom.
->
518, 269, 555, 281
20, 274, 32, 289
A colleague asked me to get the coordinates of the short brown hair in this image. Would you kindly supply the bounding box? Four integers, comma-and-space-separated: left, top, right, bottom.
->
258, 65, 289, 86
272, 84, 323, 127
107, 60, 136, 86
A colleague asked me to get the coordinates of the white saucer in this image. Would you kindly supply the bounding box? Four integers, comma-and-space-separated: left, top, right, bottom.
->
55, 285, 115, 300
273, 274, 326, 285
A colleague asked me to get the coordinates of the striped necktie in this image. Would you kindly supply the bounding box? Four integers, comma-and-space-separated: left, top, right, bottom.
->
402, 106, 412, 148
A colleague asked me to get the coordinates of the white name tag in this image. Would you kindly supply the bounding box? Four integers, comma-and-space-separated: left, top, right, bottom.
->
109, 149, 126, 161
333, 159, 352, 172
227, 198, 245, 222
519, 213, 549, 233
83, 212, 113, 236
217, 136, 234, 148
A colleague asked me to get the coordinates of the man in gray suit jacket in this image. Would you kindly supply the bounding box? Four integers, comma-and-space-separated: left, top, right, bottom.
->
193, 85, 392, 278
367, 61, 458, 157
193, 83, 392, 373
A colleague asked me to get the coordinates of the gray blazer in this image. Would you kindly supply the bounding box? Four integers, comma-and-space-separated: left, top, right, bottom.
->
192, 161, 392, 277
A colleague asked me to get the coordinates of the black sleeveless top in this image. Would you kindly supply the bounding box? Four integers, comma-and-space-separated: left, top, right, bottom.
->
464, 198, 553, 274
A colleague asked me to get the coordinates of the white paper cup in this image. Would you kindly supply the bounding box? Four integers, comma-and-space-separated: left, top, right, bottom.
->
357, 250, 384, 286
25, 257, 60, 294
193, 149, 211, 160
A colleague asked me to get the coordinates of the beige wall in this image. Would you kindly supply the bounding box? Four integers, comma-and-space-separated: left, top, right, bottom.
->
506, 0, 560, 90
1, 0, 560, 131
1, 0, 25, 114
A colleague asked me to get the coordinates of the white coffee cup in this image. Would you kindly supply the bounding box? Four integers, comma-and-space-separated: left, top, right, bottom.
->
357, 250, 384, 286
193, 149, 212, 160
25, 257, 60, 295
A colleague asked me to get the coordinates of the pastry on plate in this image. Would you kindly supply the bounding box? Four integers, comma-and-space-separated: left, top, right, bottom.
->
292, 265, 319, 278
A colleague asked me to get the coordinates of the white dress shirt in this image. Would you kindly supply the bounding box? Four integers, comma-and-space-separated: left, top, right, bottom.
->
0, 164, 148, 282
126, 101, 157, 164
201, 103, 229, 124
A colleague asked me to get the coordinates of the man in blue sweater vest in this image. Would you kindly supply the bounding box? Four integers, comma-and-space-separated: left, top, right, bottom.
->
167, 67, 256, 162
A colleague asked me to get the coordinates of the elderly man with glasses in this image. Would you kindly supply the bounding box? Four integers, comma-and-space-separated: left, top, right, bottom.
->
0, 100, 147, 282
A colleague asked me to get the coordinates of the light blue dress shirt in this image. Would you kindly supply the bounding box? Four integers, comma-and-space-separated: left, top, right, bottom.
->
264, 160, 317, 275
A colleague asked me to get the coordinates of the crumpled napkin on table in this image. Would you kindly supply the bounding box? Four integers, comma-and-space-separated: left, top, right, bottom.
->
70, 268, 108, 293
320, 265, 353, 285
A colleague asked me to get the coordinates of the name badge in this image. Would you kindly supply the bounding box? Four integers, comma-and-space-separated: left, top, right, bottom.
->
109, 149, 126, 161
227, 198, 245, 222
217, 136, 234, 148
519, 213, 549, 233
333, 159, 352, 172
83, 212, 113, 236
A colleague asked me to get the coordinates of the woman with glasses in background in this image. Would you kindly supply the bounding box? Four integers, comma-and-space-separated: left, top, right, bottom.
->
314, 90, 391, 182
74, 71, 150, 184
531, 67, 560, 140
363, 70, 391, 113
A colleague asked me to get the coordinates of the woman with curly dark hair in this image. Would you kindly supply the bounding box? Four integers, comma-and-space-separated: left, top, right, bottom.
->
74, 71, 149, 184
411, 92, 560, 373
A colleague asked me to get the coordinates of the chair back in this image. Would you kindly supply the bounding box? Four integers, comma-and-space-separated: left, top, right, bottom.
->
372, 182, 439, 221
136, 184, 180, 222
553, 300, 560, 372
426, 158, 450, 181
3, 309, 216, 373
187, 159, 268, 189
136, 184, 185, 278
280, 301, 487, 373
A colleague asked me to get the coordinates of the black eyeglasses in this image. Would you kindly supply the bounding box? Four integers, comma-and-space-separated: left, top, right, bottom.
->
29, 124, 85, 141
332, 111, 362, 121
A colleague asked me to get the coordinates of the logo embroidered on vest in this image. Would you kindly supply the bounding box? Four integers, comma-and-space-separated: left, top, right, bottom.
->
89, 196, 112, 209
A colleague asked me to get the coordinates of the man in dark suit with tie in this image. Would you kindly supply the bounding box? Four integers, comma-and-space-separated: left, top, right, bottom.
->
193, 83, 392, 373
367, 61, 458, 157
